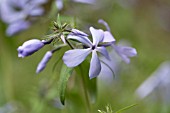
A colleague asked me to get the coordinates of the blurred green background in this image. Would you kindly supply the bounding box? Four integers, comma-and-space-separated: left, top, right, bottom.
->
0, 0, 170, 113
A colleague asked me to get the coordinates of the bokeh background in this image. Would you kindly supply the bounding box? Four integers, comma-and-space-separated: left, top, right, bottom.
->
0, 0, 170, 113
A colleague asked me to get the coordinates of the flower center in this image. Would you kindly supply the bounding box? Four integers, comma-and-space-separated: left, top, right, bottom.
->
92, 45, 96, 50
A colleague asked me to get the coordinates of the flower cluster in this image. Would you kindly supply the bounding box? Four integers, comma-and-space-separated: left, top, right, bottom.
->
0, 0, 97, 36
17, 19, 137, 79
0, 0, 47, 36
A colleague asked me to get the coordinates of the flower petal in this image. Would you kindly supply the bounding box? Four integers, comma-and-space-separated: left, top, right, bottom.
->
72, 29, 89, 37
90, 27, 104, 45
55, 0, 63, 10
98, 19, 111, 31
67, 29, 92, 47
112, 44, 137, 64
30, 0, 47, 5
6, 20, 30, 36
63, 48, 91, 67
73, 0, 96, 4
28, 7, 44, 16
89, 51, 101, 79
96, 47, 110, 60
103, 31, 116, 42
121, 46, 137, 57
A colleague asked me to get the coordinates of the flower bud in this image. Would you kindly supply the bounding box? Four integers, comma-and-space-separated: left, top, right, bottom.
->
17, 39, 44, 58
36, 51, 53, 73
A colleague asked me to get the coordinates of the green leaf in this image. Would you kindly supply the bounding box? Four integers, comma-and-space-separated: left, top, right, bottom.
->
57, 14, 62, 28
115, 104, 137, 113
58, 64, 73, 105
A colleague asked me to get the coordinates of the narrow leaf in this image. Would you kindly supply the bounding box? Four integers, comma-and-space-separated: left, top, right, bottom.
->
115, 104, 137, 113
58, 64, 73, 105
57, 14, 62, 28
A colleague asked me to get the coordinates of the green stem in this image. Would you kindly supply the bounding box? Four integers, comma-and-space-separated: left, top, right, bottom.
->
79, 65, 91, 113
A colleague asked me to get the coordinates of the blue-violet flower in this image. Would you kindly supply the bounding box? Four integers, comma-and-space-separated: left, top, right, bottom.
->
98, 19, 137, 64
0, 0, 47, 36
63, 27, 111, 79
17, 39, 45, 58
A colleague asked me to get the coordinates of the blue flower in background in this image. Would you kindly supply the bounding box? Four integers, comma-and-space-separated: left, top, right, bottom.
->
0, 0, 47, 36
98, 19, 137, 64
135, 61, 170, 104
63, 27, 113, 79
55, 0, 96, 10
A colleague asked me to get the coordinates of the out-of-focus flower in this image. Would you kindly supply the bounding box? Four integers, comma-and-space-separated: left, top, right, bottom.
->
135, 61, 170, 103
72, 0, 96, 4
55, 0, 63, 10
99, 40, 136, 85
63, 27, 112, 79
6, 20, 30, 36
55, 0, 96, 10
36, 51, 53, 73
0, 0, 47, 36
111, 44, 137, 64
17, 39, 45, 58
99, 50, 120, 84
98, 19, 137, 64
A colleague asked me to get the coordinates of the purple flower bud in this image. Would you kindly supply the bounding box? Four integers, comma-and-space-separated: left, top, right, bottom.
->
17, 39, 44, 58
36, 51, 52, 73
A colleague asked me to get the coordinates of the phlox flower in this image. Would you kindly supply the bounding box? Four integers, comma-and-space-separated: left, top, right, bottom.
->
98, 19, 137, 64
55, 0, 96, 10
63, 27, 113, 79
135, 61, 170, 104
0, 0, 47, 36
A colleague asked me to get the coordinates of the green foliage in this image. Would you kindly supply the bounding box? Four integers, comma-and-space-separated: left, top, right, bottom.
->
98, 104, 137, 113
58, 64, 73, 105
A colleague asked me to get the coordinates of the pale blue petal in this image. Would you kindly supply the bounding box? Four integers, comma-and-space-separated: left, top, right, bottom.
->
89, 51, 101, 79
73, 0, 96, 4
28, 7, 44, 16
121, 46, 137, 57
98, 19, 111, 31
0, 1, 25, 24
72, 29, 88, 37
30, 0, 47, 5
135, 61, 170, 99
112, 44, 137, 64
6, 20, 30, 36
89, 27, 104, 45
96, 47, 110, 60
103, 31, 116, 42
67, 29, 92, 47
63, 48, 91, 67
56, 0, 63, 10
